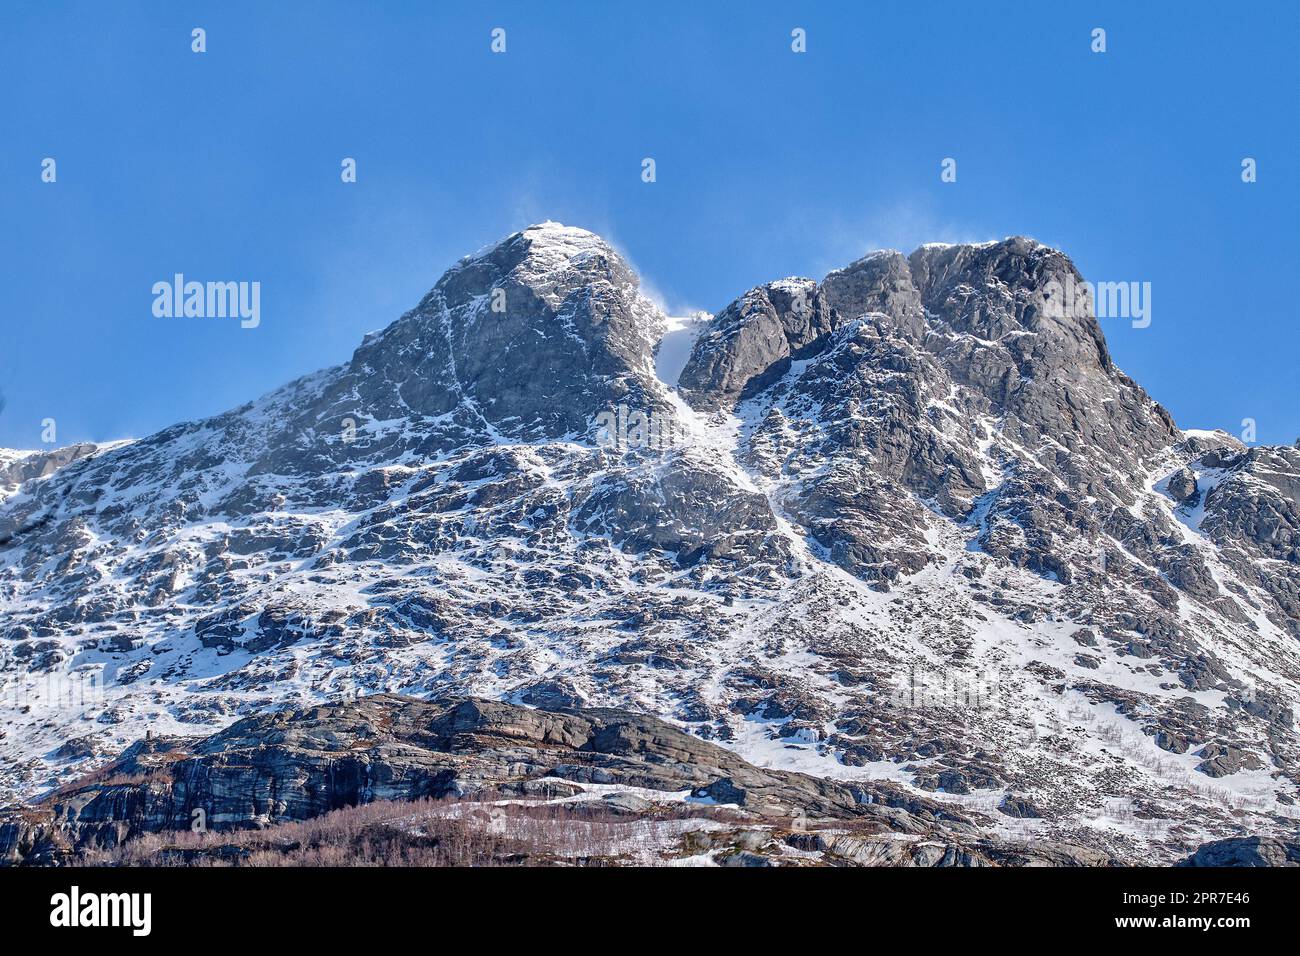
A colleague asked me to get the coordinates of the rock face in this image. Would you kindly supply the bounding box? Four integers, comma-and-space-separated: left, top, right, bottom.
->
0, 442, 106, 503
1, 224, 1299, 865
1166, 468, 1198, 504
678, 278, 835, 409
1180, 836, 1300, 867
0, 694, 1115, 867
342, 222, 669, 442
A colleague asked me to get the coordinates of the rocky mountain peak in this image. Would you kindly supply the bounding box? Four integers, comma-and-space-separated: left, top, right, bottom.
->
0, 443, 107, 502
2, 225, 1298, 866
288, 223, 673, 449
907, 237, 1113, 372
435, 221, 642, 314
821, 248, 927, 342
679, 237, 1143, 448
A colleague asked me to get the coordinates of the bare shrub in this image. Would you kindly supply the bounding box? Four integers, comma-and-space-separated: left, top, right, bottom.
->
79, 795, 733, 867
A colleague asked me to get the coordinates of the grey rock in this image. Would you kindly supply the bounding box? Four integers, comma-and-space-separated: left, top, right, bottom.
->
0, 443, 103, 499
1195, 743, 1264, 778
998, 795, 1043, 819
1181, 836, 1300, 867
0, 695, 981, 865
679, 279, 834, 411
1166, 468, 1198, 504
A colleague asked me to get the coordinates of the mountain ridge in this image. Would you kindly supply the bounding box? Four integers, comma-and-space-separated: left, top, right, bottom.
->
2, 222, 1298, 864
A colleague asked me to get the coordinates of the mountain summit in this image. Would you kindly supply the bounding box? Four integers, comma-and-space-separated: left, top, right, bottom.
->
1, 224, 1298, 863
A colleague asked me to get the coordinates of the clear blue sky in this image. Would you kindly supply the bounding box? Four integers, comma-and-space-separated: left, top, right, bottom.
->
1, 1, 1296, 448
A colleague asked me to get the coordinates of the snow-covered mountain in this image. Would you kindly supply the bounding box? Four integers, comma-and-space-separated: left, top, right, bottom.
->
2, 222, 1298, 862
0, 442, 108, 503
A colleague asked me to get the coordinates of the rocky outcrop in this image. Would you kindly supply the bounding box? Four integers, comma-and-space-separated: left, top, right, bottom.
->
821, 250, 927, 340
1180, 836, 1300, 867
0, 443, 105, 501
343, 222, 669, 442
679, 279, 835, 410
0, 695, 1148, 867
1166, 468, 1198, 504
1, 694, 1018, 866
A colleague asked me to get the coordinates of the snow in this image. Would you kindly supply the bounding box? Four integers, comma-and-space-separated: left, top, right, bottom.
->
653, 312, 710, 388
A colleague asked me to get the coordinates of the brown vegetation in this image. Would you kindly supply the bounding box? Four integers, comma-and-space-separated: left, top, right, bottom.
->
79, 795, 752, 867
